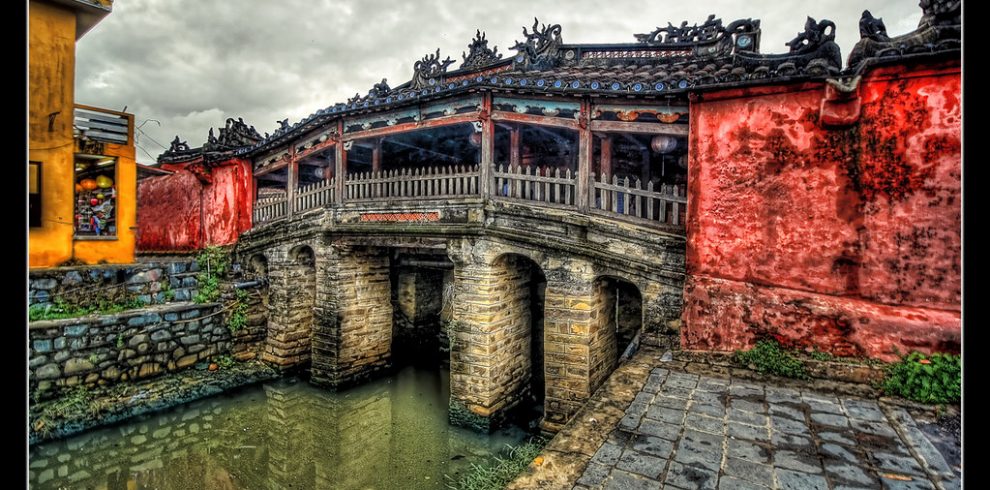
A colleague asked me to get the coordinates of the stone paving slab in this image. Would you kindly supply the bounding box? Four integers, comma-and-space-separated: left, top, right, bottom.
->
572, 368, 957, 490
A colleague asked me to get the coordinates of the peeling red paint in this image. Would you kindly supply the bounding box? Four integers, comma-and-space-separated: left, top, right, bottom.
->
137, 158, 253, 251
683, 62, 960, 358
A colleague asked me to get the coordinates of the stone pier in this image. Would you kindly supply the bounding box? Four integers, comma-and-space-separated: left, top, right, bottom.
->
311, 245, 393, 388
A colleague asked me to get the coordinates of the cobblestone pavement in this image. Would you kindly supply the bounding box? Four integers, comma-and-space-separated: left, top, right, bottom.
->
572, 368, 959, 490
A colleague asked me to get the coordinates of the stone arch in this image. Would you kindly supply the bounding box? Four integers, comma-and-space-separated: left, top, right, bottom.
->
289, 244, 316, 268
248, 253, 269, 277
590, 275, 644, 391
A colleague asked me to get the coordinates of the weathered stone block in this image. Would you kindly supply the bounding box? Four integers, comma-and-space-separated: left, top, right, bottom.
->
32, 339, 53, 354
64, 358, 95, 376
36, 364, 60, 380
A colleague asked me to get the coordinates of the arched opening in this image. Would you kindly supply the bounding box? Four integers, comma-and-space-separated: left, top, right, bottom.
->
591, 276, 643, 390
289, 245, 315, 267
491, 253, 547, 426
248, 254, 269, 278
389, 249, 454, 367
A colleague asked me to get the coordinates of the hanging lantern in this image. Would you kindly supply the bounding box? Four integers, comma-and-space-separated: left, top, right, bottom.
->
96, 175, 114, 188
650, 135, 679, 154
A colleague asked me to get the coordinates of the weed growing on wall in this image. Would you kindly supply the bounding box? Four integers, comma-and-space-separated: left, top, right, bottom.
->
29, 297, 146, 321
882, 352, 960, 404
227, 289, 249, 334
193, 246, 230, 303
733, 339, 809, 379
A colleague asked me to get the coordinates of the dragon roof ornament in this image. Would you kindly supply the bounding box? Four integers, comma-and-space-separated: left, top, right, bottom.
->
411, 49, 455, 90
511, 18, 563, 70
847, 0, 959, 69
462, 30, 502, 69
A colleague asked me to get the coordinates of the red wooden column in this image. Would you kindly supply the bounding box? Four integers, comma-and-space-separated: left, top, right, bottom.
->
371, 138, 382, 173
600, 135, 613, 178
510, 127, 521, 168
286, 146, 299, 216
480, 93, 495, 198
577, 99, 592, 211
334, 120, 347, 204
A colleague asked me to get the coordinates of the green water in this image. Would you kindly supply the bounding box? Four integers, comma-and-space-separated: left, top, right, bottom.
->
29, 366, 530, 489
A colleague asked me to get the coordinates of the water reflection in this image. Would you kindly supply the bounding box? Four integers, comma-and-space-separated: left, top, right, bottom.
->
29, 365, 527, 489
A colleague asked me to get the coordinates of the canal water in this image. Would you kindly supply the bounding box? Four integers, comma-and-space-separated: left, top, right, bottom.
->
29, 365, 530, 489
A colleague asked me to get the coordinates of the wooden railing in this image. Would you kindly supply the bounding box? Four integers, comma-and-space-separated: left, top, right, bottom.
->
345, 165, 480, 201
493, 164, 577, 207
252, 164, 688, 231
253, 197, 288, 223
293, 178, 335, 213
74, 104, 133, 145
591, 174, 687, 226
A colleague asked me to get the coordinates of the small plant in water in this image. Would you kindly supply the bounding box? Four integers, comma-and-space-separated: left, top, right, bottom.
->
733, 339, 809, 379
882, 351, 960, 404
445, 437, 548, 490
215, 354, 237, 370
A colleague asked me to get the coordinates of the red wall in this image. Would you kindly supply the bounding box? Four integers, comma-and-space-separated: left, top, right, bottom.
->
137, 158, 253, 251
682, 62, 960, 360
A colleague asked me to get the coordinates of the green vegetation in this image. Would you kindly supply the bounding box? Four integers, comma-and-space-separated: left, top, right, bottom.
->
194, 246, 231, 303
227, 289, 249, 334
162, 280, 176, 302
445, 437, 548, 490
733, 339, 809, 379
215, 354, 237, 369
116, 332, 125, 349
32, 386, 107, 438
882, 351, 960, 404
29, 297, 146, 321
808, 350, 834, 362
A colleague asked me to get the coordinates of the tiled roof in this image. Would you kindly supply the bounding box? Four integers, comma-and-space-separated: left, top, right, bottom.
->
158, 1, 960, 162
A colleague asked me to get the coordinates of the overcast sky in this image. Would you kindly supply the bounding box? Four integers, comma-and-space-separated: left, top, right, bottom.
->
73, 0, 922, 164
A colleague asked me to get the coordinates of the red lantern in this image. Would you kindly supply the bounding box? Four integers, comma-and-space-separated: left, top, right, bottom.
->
90, 198, 99, 206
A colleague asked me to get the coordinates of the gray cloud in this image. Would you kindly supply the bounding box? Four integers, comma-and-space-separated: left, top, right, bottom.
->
74, 0, 921, 164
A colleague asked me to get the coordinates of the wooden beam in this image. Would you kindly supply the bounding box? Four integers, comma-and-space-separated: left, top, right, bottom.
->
619, 132, 646, 150
254, 160, 289, 176
491, 110, 581, 131
383, 139, 460, 162
577, 99, 592, 212
295, 137, 336, 161
589, 120, 688, 135
341, 113, 480, 142
510, 127, 521, 167
335, 120, 346, 204
257, 172, 288, 182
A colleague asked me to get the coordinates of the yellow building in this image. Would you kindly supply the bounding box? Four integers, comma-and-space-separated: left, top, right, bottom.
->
29, 0, 136, 267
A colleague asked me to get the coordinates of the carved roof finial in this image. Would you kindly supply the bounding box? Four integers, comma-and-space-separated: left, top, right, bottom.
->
462, 29, 502, 69
511, 18, 563, 70
411, 48, 455, 90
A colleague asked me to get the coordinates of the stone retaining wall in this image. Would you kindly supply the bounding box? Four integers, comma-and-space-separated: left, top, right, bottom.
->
30, 302, 227, 399
30, 260, 201, 308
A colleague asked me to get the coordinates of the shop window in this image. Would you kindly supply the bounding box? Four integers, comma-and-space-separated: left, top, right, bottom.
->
30, 161, 41, 227
74, 155, 117, 237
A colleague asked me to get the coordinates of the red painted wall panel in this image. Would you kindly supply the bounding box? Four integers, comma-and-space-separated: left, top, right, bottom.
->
682, 62, 960, 360
137, 158, 253, 252
201, 159, 253, 246
136, 171, 203, 251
